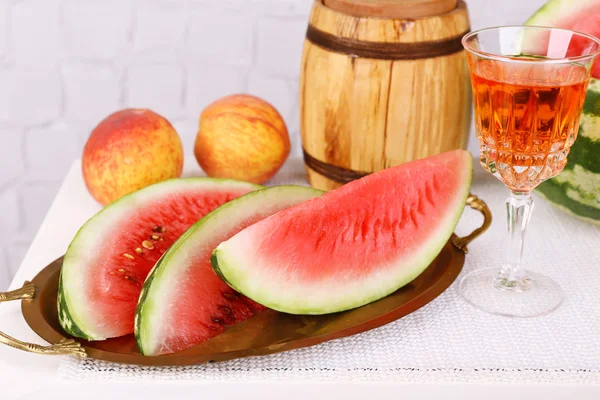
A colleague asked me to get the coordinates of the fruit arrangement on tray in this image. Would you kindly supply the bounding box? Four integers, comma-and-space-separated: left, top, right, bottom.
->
66, 115, 474, 356
0, 88, 491, 365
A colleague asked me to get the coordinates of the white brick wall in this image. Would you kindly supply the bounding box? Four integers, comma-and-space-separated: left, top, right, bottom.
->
0, 0, 547, 289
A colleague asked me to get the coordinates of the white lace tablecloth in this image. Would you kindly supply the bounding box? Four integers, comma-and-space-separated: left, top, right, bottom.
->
57, 161, 600, 383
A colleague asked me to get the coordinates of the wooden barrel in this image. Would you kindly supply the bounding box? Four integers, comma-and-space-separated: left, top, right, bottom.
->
300, 0, 472, 191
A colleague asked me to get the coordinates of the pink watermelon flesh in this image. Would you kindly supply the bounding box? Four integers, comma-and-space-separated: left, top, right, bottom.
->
58, 179, 259, 341
135, 186, 322, 356
527, 0, 600, 78
566, 17, 600, 78
212, 150, 472, 315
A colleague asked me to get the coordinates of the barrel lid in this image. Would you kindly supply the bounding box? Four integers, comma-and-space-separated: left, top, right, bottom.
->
322, 0, 458, 18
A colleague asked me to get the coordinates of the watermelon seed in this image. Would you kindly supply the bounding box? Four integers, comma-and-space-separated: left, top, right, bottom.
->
152, 226, 166, 233
118, 268, 126, 273
135, 247, 143, 255
221, 306, 233, 317
211, 317, 224, 325
151, 235, 161, 241
142, 240, 155, 250
123, 253, 135, 260
223, 292, 238, 300
125, 275, 138, 282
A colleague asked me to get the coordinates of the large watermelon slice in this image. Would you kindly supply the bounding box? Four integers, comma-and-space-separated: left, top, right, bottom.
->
527, 0, 600, 223
212, 150, 472, 315
58, 178, 259, 341
135, 185, 322, 356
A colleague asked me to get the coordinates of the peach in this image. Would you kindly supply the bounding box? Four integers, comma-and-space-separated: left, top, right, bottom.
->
194, 94, 290, 184
83, 109, 184, 205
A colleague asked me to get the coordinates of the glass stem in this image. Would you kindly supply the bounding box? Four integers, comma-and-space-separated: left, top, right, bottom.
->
494, 192, 534, 292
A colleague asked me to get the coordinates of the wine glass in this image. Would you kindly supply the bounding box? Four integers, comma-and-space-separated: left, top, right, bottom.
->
460, 26, 600, 317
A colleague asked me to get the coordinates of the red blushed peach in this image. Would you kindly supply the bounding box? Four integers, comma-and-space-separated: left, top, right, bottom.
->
194, 94, 290, 184
83, 109, 184, 205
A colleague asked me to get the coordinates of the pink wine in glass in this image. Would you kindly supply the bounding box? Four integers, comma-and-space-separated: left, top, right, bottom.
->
471, 59, 589, 193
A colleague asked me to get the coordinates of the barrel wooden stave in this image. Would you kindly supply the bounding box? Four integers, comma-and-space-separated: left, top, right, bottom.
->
300, 0, 472, 191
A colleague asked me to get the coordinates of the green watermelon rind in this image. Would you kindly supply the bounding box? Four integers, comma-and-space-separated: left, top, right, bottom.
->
536, 112, 600, 224
535, 79, 600, 222
135, 212, 212, 355
536, 182, 600, 224
525, 2, 600, 223
58, 177, 261, 341
57, 275, 91, 340
525, 0, 600, 26
212, 154, 473, 315
134, 252, 168, 355
135, 185, 323, 356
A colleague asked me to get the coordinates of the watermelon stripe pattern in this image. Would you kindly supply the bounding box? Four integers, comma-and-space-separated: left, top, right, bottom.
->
526, 0, 600, 223
57, 277, 92, 341
536, 77, 600, 223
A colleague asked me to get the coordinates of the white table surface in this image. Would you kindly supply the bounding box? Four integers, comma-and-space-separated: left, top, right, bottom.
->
1, 159, 599, 399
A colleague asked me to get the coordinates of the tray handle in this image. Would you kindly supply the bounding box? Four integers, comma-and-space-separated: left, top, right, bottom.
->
0, 281, 86, 357
452, 193, 492, 254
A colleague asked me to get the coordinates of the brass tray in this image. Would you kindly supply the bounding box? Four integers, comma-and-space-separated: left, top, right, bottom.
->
0, 195, 491, 366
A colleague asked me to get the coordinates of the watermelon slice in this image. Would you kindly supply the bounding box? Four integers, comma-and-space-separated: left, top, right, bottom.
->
135, 185, 322, 356
212, 150, 472, 315
58, 178, 259, 341
527, 0, 600, 223
526, 0, 600, 79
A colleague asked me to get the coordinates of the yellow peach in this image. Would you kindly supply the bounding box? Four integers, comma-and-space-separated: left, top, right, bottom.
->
194, 94, 290, 184
83, 109, 184, 205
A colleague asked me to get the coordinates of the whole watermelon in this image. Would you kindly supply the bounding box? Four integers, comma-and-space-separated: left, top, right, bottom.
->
527, 0, 600, 223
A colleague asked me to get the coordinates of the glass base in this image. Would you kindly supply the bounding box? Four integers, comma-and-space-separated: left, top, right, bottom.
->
459, 268, 564, 318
